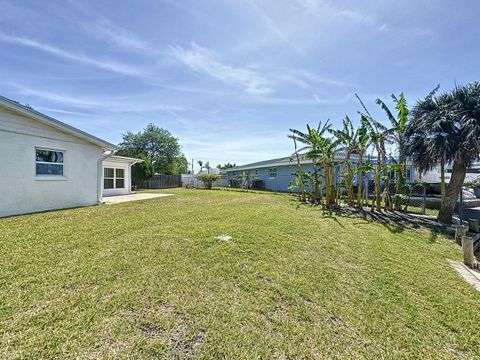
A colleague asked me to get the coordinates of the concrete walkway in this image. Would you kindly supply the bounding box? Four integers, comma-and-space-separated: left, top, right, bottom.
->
448, 260, 480, 292
103, 193, 174, 205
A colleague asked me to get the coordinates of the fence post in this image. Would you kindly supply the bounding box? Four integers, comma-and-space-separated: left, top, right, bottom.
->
462, 236, 475, 267
455, 225, 466, 245
459, 188, 464, 223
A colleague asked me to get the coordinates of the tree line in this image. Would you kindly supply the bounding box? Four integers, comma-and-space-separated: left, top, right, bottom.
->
116, 123, 188, 185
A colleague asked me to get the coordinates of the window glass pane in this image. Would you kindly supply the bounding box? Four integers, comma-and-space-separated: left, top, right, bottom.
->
104, 168, 114, 178
52, 151, 63, 163
36, 149, 63, 163
115, 168, 125, 178
268, 168, 277, 178
116, 179, 125, 188
36, 164, 63, 175
104, 178, 114, 189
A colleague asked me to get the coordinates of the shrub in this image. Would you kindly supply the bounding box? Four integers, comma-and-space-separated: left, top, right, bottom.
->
131, 154, 155, 186
197, 173, 221, 189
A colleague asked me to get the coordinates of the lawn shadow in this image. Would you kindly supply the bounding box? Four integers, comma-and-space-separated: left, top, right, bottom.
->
289, 199, 453, 240
321, 214, 345, 229
333, 205, 453, 238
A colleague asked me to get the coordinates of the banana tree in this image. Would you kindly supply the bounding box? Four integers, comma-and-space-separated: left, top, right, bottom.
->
355, 121, 370, 207
375, 93, 409, 210
355, 156, 374, 208
380, 163, 404, 211
330, 116, 359, 205
289, 121, 331, 203
288, 136, 306, 202
309, 134, 340, 208
356, 95, 392, 211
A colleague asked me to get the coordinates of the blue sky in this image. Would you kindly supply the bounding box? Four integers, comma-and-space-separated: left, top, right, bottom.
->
1, 0, 478, 170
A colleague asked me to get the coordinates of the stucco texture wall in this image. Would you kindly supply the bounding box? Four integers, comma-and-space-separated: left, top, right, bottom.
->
0, 108, 104, 217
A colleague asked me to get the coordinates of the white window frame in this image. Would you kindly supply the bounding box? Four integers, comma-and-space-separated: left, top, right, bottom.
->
34, 147, 66, 180
103, 167, 126, 190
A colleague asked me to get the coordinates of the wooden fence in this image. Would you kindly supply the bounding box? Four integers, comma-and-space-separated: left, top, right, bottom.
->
141, 175, 182, 189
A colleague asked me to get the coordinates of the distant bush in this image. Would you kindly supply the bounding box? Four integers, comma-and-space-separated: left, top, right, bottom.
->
131, 154, 155, 186
197, 173, 221, 189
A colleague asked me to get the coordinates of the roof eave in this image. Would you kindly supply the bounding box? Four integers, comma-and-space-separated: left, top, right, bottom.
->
0, 95, 116, 150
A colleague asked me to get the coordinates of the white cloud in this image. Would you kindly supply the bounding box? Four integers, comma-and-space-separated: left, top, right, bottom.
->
167, 42, 272, 94
33, 106, 92, 117
86, 21, 153, 53
10, 83, 184, 113
292, 0, 376, 25
279, 69, 356, 89
0, 32, 144, 76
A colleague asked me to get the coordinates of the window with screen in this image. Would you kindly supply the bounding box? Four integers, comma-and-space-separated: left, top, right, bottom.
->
115, 168, 125, 189
104, 167, 125, 190
268, 168, 277, 178
35, 148, 64, 176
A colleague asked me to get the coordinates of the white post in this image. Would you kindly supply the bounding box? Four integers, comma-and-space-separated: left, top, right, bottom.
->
455, 225, 466, 246
462, 236, 475, 267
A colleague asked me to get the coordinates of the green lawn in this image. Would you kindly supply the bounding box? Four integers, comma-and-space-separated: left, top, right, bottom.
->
1, 189, 479, 359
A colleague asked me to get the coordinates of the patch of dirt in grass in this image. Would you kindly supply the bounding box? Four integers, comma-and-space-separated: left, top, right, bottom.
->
215, 234, 232, 242
143, 301, 206, 359
140, 324, 164, 338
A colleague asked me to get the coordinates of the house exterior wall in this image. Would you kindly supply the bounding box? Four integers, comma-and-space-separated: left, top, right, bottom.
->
0, 107, 105, 217
227, 163, 313, 192
102, 159, 132, 196
225, 160, 417, 193
421, 163, 480, 184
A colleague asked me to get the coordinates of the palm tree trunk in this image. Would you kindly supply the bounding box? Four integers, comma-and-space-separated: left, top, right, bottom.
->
440, 158, 446, 207
438, 161, 467, 224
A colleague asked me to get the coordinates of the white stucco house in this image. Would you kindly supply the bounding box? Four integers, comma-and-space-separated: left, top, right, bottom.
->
0, 95, 141, 217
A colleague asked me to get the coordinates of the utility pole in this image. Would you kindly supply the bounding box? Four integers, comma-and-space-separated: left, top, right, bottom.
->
191, 159, 194, 174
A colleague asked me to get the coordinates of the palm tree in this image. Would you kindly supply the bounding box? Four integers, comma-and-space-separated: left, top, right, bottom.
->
406, 82, 480, 224
405, 86, 451, 208
197, 160, 204, 172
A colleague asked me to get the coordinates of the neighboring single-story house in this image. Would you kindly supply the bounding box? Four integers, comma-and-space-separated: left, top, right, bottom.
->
224, 153, 417, 192
421, 163, 480, 184
0, 95, 140, 217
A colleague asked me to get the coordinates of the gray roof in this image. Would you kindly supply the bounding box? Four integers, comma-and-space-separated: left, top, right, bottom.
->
228, 151, 353, 171
0, 95, 116, 150
229, 156, 295, 171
